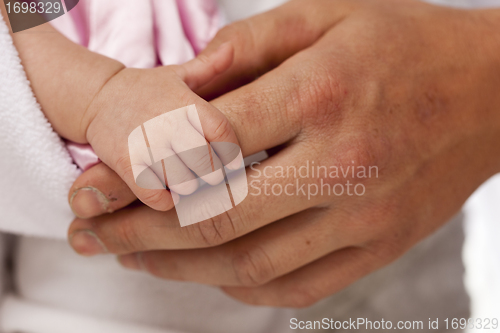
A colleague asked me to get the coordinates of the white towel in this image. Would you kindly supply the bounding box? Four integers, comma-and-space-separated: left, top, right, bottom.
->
0, 15, 80, 240
1, 295, 184, 333
463, 175, 500, 332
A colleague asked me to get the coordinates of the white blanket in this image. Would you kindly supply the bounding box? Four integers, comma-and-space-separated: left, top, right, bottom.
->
0, 14, 79, 240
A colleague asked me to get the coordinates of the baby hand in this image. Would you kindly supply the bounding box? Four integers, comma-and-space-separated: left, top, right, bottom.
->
85, 43, 242, 212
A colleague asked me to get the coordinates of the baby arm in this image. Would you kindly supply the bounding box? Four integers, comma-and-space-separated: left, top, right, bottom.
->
1, 4, 241, 212
1, 3, 124, 143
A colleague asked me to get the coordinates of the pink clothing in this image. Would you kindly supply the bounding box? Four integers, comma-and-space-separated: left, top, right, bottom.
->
51, 0, 221, 170
65, 142, 100, 171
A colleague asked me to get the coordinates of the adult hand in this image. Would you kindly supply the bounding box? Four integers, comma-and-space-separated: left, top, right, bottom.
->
68, 0, 500, 307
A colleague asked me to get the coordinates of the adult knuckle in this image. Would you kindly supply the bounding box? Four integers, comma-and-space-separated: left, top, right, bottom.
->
348, 141, 378, 170
298, 61, 346, 123
330, 135, 386, 186
232, 246, 276, 287
189, 212, 239, 247
112, 218, 145, 252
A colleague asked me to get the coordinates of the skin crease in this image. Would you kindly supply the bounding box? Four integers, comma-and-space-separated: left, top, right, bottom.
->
1, 2, 241, 212
82, 51, 242, 211
22, 0, 500, 307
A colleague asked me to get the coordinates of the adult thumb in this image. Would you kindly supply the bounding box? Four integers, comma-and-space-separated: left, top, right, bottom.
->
195, 0, 352, 99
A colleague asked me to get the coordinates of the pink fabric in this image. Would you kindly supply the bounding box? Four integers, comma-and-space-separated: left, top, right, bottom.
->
65, 142, 100, 171
51, 0, 221, 171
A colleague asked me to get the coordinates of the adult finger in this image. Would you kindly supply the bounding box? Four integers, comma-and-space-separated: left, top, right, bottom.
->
196, 0, 356, 99
222, 246, 385, 308
210, 46, 325, 157
69, 163, 137, 218
116, 207, 366, 286
68, 145, 340, 255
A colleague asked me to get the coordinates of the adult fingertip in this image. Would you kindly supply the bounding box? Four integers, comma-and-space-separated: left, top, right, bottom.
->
69, 229, 108, 256
69, 163, 137, 217
117, 253, 142, 271
70, 187, 110, 219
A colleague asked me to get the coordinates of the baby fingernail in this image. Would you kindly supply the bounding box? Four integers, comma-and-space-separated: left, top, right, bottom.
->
227, 155, 243, 170
118, 253, 141, 271
171, 191, 180, 205
69, 230, 107, 256
70, 187, 109, 218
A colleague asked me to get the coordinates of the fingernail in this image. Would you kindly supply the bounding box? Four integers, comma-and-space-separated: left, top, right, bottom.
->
69, 230, 107, 256
118, 253, 141, 271
227, 154, 243, 170
70, 187, 109, 218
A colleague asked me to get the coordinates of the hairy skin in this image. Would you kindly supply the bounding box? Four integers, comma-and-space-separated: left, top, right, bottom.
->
56, 0, 500, 307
